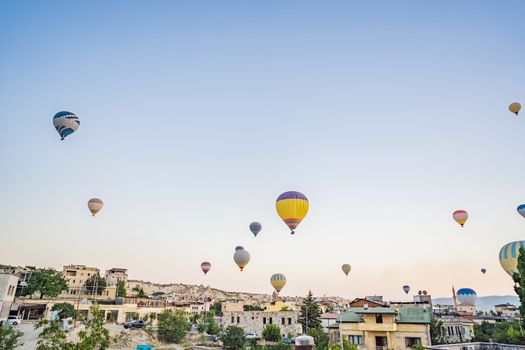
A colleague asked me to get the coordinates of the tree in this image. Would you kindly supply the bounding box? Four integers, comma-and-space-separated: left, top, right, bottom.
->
149, 312, 157, 326
35, 320, 69, 350
262, 324, 281, 342
0, 326, 24, 350
513, 246, 525, 328
243, 305, 265, 311
221, 326, 245, 350
132, 286, 146, 298
116, 280, 126, 297
199, 311, 220, 335
85, 274, 107, 296
299, 291, 321, 333
75, 305, 110, 350
430, 317, 448, 345
211, 302, 223, 316
51, 303, 76, 319
307, 328, 328, 350
22, 268, 68, 299
157, 309, 189, 343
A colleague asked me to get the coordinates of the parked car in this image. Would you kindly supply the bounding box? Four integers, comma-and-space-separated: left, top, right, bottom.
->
123, 320, 145, 329
7, 316, 21, 326
245, 332, 259, 340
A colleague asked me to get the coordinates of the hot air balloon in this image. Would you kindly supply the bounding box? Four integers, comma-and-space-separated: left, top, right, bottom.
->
453, 210, 468, 227
88, 198, 104, 217
276, 191, 309, 234
270, 273, 286, 293
234, 249, 250, 271
517, 205, 525, 219
481, 268, 486, 274
456, 288, 477, 305
499, 240, 525, 276
53, 111, 80, 140
250, 222, 262, 237
509, 102, 522, 116
201, 262, 211, 275
403, 285, 410, 294
235, 246, 244, 252
341, 264, 351, 276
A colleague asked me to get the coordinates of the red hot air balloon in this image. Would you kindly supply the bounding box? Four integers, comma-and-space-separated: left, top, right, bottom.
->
201, 262, 211, 275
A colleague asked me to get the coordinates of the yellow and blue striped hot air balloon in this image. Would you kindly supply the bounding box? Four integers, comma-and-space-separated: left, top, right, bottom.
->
276, 191, 309, 235
499, 240, 525, 277
270, 273, 286, 293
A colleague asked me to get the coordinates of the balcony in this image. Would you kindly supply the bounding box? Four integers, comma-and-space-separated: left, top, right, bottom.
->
357, 323, 396, 332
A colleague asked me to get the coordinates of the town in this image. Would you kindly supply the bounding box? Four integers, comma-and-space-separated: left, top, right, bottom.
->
0, 264, 521, 349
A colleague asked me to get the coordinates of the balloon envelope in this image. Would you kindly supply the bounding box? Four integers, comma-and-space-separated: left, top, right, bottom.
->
453, 210, 468, 227
341, 264, 351, 276
403, 285, 410, 294
517, 205, 525, 219
234, 250, 250, 271
456, 288, 477, 305
250, 222, 262, 237
88, 198, 104, 216
201, 262, 211, 275
499, 241, 525, 276
481, 268, 486, 274
276, 191, 309, 234
270, 273, 286, 293
53, 111, 80, 140
235, 246, 244, 251
509, 102, 522, 115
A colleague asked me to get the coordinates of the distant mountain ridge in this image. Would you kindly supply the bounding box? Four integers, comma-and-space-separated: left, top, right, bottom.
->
433, 295, 519, 311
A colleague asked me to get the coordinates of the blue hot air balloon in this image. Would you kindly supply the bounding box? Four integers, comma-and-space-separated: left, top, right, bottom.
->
53, 111, 80, 140
250, 222, 262, 237
403, 285, 410, 294
517, 205, 525, 219
456, 288, 477, 305
235, 246, 244, 252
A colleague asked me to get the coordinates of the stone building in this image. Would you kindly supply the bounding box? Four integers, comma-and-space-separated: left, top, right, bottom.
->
0, 273, 19, 324
222, 309, 301, 337
105, 268, 128, 286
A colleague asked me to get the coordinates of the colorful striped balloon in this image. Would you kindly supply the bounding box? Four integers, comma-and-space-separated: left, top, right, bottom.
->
499, 241, 525, 277
88, 198, 104, 217
276, 191, 309, 234
270, 273, 286, 293
456, 288, 477, 305
453, 210, 468, 227
53, 111, 79, 140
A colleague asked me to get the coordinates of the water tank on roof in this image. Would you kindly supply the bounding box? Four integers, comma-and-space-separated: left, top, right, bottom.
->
295, 334, 315, 350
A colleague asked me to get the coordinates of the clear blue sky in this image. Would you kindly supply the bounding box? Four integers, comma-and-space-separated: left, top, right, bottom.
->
1, 1, 525, 300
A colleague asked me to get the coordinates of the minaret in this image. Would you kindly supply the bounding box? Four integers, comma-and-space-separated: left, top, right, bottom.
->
452, 286, 458, 310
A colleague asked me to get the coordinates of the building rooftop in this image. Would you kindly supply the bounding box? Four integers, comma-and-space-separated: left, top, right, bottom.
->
337, 306, 431, 324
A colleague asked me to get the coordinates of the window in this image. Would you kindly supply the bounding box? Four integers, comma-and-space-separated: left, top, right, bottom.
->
263, 317, 267, 324
405, 338, 421, 347
288, 318, 292, 325
237, 317, 240, 324
375, 314, 383, 323
375, 336, 387, 347
282, 318, 285, 325
348, 335, 362, 345
269, 318, 273, 324
231, 316, 234, 323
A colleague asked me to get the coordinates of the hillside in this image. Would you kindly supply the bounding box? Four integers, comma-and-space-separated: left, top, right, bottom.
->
433, 295, 519, 311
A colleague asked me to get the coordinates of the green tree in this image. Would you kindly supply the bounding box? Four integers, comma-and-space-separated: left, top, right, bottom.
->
157, 309, 189, 343
201, 311, 220, 335
51, 303, 76, 319
329, 339, 357, 350
221, 326, 245, 350
211, 302, 223, 316
22, 268, 68, 299
85, 274, 107, 296
35, 320, 69, 350
243, 305, 265, 311
513, 246, 525, 328
299, 291, 321, 333
262, 324, 281, 342
430, 317, 448, 345
132, 286, 146, 298
0, 326, 24, 350
116, 280, 126, 297
473, 321, 494, 342
75, 305, 110, 350
149, 312, 157, 326
307, 328, 328, 350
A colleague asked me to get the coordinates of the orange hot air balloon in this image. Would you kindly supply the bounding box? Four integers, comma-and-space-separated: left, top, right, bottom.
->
453, 210, 468, 227
88, 198, 104, 217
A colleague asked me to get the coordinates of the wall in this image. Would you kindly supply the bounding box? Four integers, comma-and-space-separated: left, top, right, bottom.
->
223, 310, 300, 336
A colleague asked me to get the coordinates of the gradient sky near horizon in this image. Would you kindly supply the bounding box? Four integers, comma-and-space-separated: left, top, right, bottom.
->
1, 1, 525, 301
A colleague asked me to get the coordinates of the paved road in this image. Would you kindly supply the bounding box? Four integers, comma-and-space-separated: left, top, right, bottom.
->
15, 322, 40, 350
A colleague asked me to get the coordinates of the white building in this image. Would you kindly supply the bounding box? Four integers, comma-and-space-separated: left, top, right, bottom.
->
434, 313, 475, 343
0, 273, 19, 324
222, 310, 301, 337
105, 268, 128, 286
